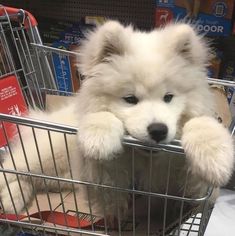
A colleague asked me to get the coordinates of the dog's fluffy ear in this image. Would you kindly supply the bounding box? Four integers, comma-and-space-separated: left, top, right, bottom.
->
78, 21, 131, 75
164, 24, 209, 65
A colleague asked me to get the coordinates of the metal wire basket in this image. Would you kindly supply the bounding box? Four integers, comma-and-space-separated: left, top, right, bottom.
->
0, 5, 234, 236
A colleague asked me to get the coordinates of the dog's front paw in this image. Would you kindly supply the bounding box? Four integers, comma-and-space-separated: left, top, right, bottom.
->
182, 116, 234, 186
77, 112, 124, 160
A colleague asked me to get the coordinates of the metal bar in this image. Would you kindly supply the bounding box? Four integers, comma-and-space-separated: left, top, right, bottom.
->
0, 113, 185, 154
0, 167, 213, 203
31, 43, 79, 57
0, 40, 8, 73
29, 25, 43, 45
0, 113, 78, 134
16, 124, 43, 224
0, 155, 19, 217
28, 22, 57, 90
114, 157, 122, 236
132, 148, 136, 236
123, 136, 184, 154
229, 117, 235, 135
50, 50, 59, 90
208, 77, 235, 87
198, 200, 211, 235
14, 27, 42, 109
0, 199, 11, 230
19, 26, 44, 108
162, 158, 171, 236
0, 69, 24, 79
6, 17, 36, 108
0, 122, 28, 232
0, 21, 19, 78
147, 150, 153, 236
86, 186, 95, 231
40, 88, 75, 96
177, 171, 189, 236
100, 186, 108, 235
1, 122, 31, 218
47, 130, 70, 230
32, 127, 59, 234
63, 133, 82, 231
0, 218, 109, 236
0, 19, 15, 73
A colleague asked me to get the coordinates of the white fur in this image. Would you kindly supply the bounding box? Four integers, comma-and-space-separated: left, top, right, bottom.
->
182, 116, 234, 186
0, 21, 234, 215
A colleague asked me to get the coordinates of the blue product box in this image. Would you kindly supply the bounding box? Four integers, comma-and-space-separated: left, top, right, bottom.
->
155, 0, 234, 36
52, 41, 72, 93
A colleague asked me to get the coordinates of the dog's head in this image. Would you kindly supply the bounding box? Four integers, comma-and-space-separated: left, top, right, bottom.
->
77, 21, 214, 143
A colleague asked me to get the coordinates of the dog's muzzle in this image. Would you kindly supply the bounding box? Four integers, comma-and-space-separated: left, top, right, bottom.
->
147, 123, 168, 143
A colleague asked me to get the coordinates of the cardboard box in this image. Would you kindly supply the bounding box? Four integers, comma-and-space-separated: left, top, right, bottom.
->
210, 86, 232, 127
227, 87, 235, 117
84, 16, 106, 26
155, 0, 234, 36
69, 44, 81, 92
46, 94, 76, 112
208, 52, 222, 79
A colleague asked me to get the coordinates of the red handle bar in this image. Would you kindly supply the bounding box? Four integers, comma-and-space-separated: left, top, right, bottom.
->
0, 6, 38, 28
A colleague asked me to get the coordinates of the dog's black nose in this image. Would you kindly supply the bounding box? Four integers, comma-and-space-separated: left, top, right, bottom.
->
147, 123, 168, 143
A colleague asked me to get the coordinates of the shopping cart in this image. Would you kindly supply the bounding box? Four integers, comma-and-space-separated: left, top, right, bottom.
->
0, 5, 234, 236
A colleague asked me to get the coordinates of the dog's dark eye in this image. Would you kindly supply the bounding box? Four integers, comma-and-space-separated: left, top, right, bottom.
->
123, 95, 139, 105
163, 93, 174, 103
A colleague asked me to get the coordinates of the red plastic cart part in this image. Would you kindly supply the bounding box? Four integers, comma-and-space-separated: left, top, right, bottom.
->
0, 211, 105, 229
0, 6, 38, 28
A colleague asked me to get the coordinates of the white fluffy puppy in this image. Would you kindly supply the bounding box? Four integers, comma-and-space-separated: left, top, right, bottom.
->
0, 21, 234, 216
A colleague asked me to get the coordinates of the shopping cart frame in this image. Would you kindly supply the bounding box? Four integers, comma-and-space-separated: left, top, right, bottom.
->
0, 5, 234, 236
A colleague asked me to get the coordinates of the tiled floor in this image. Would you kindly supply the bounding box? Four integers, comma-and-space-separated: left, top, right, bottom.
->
205, 189, 235, 236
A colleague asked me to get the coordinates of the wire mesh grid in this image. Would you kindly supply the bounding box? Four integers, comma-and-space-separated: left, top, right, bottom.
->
0, 5, 233, 236
0, 112, 214, 236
